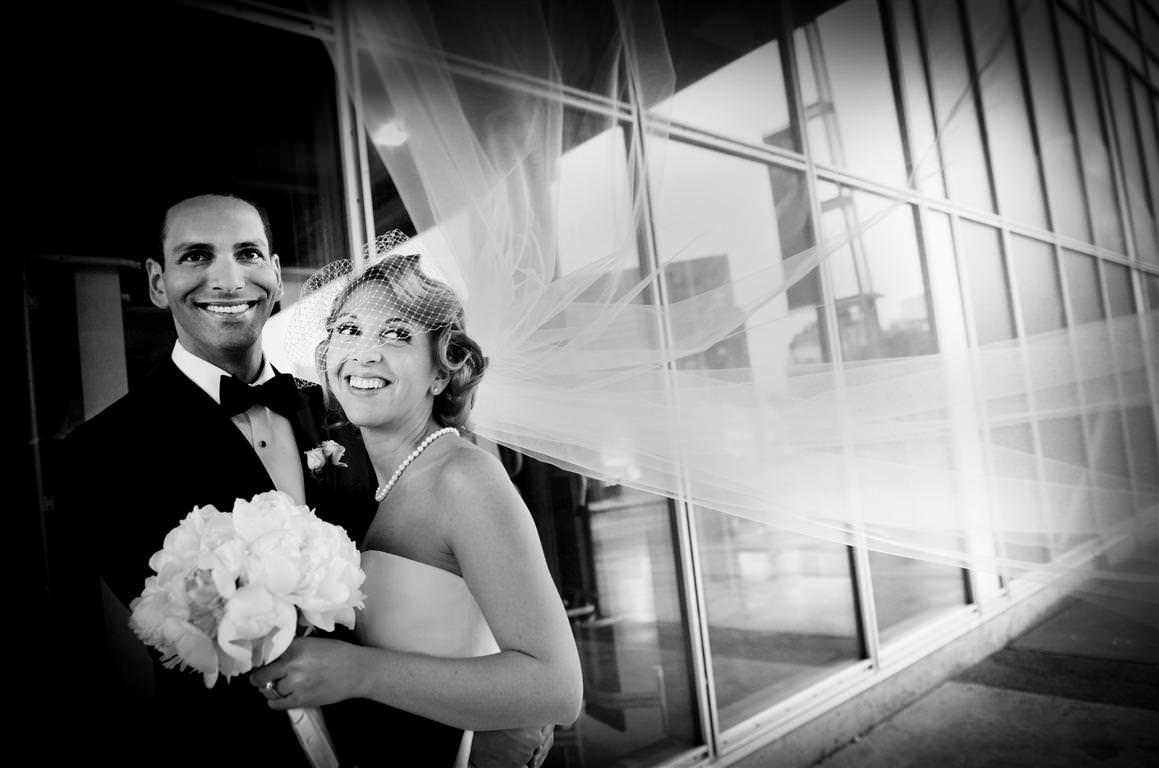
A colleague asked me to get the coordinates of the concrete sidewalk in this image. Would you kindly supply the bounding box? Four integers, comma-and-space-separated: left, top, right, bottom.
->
809, 553, 1159, 768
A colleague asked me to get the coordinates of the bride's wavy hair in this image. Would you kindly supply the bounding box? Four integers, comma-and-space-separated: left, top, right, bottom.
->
316, 254, 487, 430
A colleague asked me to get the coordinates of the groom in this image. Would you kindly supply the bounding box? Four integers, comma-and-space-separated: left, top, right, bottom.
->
49, 192, 381, 767
50, 193, 553, 767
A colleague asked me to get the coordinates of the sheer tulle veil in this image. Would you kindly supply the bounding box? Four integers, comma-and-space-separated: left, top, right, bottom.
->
273, 0, 1157, 623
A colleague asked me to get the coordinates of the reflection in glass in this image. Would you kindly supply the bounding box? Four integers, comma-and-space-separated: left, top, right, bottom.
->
645, 138, 865, 730
1142, 9, 1159, 60
542, 481, 697, 767
1132, 77, 1159, 267
918, 0, 994, 211
893, 0, 946, 195
864, 437, 968, 642
968, 0, 1048, 228
1104, 54, 1158, 264
1062, 249, 1105, 325
1097, 3, 1143, 70
655, 2, 795, 151
647, 141, 821, 374
811, 180, 962, 637
1010, 235, 1065, 336
1125, 405, 1159, 501
818, 183, 937, 361
870, 550, 967, 642
1022, 0, 1091, 242
991, 421, 1051, 565
958, 221, 1014, 345
1059, 11, 1127, 253
794, 0, 908, 186
1104, 262, 1136, 317
695, 510, 861, 730
1010, 236, 1078, 552
957, 223, 1049, 563
1101, 263, 1146, 509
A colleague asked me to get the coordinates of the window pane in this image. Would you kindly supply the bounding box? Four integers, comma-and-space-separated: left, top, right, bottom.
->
648, 142, 823, 372
818, 184, 937, 361
695, 511, 860, 730
959, 221, 1015, 344
1039, 413, 1096, 550
862, 435, 969, 641
893, 0, 947, 195
1125, 405, 1159, 495
1062, 249, 1105, 324
655, 2, 796, 151
1132, 78, 1159, 268
1098, 3, 1144, 69
1023, 0, 1092, 242
991, 421, 1051, 564
1060, 12, 1128, 252
1142, 6, 1159, 54
1010, 235, 1065, 336
1104, 262, 1136, 316
1104, 55, 1159, 263
918, 0, 995, 211
969, 0, 1048, 228
557, 482, 699, 764
870, 550, 967, 641
794, 0, 908, 186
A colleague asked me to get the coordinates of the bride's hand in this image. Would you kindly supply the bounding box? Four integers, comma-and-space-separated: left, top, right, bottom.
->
250, 636, 366, 709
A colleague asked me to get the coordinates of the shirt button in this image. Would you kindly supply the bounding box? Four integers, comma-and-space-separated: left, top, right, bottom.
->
258, 440, 268, 448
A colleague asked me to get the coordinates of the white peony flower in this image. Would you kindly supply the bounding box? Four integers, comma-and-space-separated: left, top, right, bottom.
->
129, 490, 366, 688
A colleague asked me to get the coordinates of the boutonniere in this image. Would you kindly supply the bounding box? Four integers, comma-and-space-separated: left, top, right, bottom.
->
305, 440, 348, 476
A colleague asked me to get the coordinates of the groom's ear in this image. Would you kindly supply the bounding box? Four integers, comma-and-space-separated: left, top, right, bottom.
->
145, 257, 169, 309
271, 252, 284, 303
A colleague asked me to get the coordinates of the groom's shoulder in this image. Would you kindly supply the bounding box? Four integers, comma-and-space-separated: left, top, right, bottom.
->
65, 363, 175, 446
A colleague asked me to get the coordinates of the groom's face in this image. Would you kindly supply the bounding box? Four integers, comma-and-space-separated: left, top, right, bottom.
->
148, 195, 283, 370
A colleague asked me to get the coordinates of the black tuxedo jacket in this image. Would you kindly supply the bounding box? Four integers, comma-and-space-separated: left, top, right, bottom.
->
46, 360, 385, 767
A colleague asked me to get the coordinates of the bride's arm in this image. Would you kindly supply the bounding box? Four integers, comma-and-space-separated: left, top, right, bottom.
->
255, 447, 584, 731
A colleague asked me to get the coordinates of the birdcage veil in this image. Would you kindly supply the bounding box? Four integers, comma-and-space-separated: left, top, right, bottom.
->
282, 0, 1158, 617
283, 229, 472, 391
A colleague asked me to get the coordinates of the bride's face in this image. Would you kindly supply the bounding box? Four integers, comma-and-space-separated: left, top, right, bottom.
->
324, 283, 443, 429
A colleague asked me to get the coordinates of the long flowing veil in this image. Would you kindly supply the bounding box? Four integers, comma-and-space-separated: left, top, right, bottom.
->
276, 0, 1157, 623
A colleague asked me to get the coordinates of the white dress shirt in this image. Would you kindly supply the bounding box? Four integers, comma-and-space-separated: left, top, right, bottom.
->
170, 342, 307, 505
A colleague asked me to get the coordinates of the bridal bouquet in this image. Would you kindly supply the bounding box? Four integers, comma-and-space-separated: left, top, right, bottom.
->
129, 489, 366, 687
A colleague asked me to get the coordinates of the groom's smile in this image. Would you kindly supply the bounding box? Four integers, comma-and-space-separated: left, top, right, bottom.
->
200, 300, 258, 315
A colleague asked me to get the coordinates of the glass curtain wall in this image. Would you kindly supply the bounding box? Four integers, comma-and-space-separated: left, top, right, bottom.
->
344, 0, 1159, 764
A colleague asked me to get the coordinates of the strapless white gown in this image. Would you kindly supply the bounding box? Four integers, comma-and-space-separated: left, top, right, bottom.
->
355, 551, 499, 768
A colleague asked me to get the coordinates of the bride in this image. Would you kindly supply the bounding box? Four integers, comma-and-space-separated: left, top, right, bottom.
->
251, 246, 583, 767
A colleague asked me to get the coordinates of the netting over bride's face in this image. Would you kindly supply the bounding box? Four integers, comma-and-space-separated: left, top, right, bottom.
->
287, 232, 487, 429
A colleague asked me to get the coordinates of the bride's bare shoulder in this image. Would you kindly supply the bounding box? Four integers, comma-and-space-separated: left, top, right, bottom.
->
433, 439, 525, 515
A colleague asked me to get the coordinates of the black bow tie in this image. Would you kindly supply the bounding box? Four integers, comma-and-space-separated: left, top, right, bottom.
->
219, 373, 299, 418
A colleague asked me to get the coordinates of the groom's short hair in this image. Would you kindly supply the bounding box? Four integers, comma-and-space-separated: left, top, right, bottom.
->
153, 192, 274, 269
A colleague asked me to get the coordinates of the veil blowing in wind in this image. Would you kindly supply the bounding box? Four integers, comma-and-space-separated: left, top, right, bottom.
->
277, 0, 1157, 624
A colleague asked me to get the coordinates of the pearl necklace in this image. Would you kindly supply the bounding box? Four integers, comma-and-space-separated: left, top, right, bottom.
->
374, 427, 460, 502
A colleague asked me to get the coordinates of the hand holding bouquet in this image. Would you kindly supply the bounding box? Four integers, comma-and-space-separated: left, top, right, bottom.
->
129, 490, 366, 687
